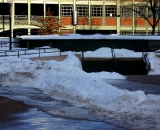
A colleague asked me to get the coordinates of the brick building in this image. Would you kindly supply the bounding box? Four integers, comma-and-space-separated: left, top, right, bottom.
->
0, 0, 159, 36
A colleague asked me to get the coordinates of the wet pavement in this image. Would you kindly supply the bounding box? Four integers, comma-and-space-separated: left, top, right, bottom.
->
0, 107, 123, 130
0, 75, 160, 130
0, 86, 124, 130
106, 75, 160, 95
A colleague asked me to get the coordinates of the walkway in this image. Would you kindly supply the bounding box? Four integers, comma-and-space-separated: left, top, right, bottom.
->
29, 54, 81, 61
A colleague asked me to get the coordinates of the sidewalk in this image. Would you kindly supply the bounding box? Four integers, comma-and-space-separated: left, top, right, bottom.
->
0, 96, 31, 122
29, 54, 81, 61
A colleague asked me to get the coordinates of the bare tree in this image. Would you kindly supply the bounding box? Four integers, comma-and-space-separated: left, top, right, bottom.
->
35, 7, 64, 35
121, 0, 160, 35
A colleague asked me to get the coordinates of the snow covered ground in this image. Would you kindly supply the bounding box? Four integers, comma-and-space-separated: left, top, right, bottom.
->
0, 35, 160, 129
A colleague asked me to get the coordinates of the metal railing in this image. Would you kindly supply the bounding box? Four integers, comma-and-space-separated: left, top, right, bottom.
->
0, 41, 61, 58
81, 46, 84, 69
142, 46, 151, 71
111, 45, 118, 70
0, 15, 59, 25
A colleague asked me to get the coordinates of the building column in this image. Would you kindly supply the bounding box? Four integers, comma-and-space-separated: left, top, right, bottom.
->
58, 0, 61, 34
11, 0, 15, 38
88, 0, 91, 27
102, 0, 105, 26
116, 0, 120, 35
73, 0, 76, 34
146, 7, 148, 35
43, 0, 46, 17
132, 0, 135, 35
28, 0, 31, 35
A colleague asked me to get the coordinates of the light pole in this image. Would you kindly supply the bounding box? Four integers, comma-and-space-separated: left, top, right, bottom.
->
7, 0, 12, 50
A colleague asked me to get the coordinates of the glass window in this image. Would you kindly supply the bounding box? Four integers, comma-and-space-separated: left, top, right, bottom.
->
77, 5, 88, 17
61, 5, 73, 16
91, 6, 102, 17
106, 6, 117, 17
135, 7, 146, 17
121, 7, 132, 17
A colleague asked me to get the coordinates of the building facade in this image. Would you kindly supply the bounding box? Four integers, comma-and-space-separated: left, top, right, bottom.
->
0, 0, 159, 36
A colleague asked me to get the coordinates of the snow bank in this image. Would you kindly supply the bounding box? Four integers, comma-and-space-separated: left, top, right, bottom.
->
148, 52, 160, 75
0, 52, 160, 129
84, 47, 142, 58
19, 34, 160, 40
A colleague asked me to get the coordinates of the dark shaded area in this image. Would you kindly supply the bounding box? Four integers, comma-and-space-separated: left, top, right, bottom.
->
31, 4, 43, 15
106, 76, 160, 95
31, 29, 39, 35
116, 59, 148, 75
14, 29, 28, 37
0, 96, 31, 122
15, 4, 28, 15
126, 75, 160, 86
0, 29, 28, 37
83, 58, 148, 75
46, 4, 58, 16
83, 59, 115, 73
0, 3, 9, 15
76, 30, 117, 35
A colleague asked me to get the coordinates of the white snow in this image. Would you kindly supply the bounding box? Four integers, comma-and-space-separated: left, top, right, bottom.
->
0, 34, 160, 129
19, 33, 160, 40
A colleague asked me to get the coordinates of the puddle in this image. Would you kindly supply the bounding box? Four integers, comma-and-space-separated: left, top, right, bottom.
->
0, 86, 124, 130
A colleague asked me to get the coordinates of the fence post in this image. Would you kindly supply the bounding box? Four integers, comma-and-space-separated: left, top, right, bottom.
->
39, 49, 40, 57
18, 51, 19, 58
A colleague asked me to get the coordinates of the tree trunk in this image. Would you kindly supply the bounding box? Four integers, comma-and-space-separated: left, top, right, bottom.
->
152, 25, 156, 35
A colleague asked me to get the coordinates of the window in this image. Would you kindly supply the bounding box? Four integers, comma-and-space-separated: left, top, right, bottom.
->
121, 7, 132, 17
77, 5, 88, 17
106, 6, 117, 17
148, 9, 153, 18
91, 6, 102, 17
135, 7, 146, 17
61, 5, 73, 16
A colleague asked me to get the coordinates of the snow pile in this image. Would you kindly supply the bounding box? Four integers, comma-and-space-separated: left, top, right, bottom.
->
115, 48, 142, 58
148, 52, 160, 75
84, 48, 142, 58
0, 52, 160, 129
19, 34, 160, 40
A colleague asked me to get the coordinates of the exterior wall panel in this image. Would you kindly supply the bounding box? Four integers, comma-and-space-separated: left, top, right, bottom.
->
78, 18, 88, 25
91, 18, 102, 26
61, 17, 72, 25
106, 18, 116, 26
121, 18, 132, 26
61, 29, 73, 35
135, 18, 146, 26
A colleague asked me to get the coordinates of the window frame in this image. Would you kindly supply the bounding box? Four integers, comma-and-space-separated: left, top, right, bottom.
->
91, 6, 103, 17
106, 5, 117, 17
61, 5, 73, 16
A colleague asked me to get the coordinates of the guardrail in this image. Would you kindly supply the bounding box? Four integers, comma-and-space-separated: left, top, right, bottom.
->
142, 46, 151, 72
0, 41, 61, 58
81, 46, 84, 69
111, 45, 118, 70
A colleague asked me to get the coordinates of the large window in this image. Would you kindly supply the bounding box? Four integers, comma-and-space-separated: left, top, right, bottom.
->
91, 6, 102, 17
121, 7, 132, 17
148, 9, 153, 18
77, 5, 88, 17
106, 6, 117, 17
135, 7, 146, 17
61, 5, 73, 16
